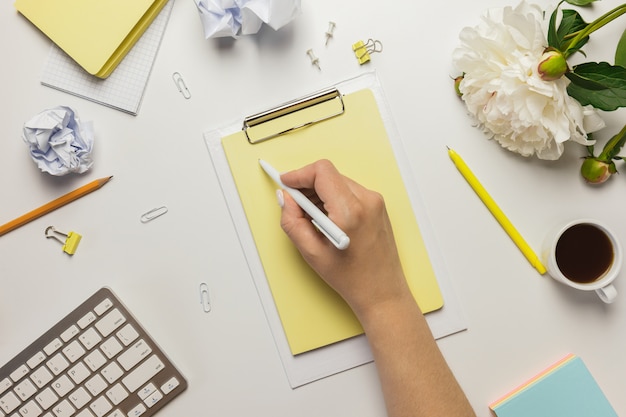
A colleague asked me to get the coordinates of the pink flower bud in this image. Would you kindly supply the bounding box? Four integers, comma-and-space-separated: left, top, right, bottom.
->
580, 158, 616, 184
538, 49, 568, 81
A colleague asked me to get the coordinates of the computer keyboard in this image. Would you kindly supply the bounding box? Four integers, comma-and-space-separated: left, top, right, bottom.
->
0, 287, 187, 417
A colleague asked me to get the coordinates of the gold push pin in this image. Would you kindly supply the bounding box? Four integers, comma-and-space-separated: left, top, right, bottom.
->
45, 226, 82, 255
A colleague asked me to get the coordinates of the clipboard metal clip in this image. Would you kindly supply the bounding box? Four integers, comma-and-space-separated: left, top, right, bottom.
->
242, 88, 345, 144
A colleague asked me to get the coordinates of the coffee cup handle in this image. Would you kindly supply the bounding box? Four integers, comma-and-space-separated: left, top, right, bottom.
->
595, 284, 617, 304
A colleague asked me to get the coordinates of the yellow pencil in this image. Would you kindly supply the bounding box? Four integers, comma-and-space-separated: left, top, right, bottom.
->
0, 176, 113, 237
447, 148, 546, 275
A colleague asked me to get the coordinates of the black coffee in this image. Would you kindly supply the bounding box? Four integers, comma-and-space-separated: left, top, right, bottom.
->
555, 224, 613, 284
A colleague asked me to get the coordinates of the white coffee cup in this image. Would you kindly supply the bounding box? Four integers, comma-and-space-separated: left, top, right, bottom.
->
542, 219, 621, 304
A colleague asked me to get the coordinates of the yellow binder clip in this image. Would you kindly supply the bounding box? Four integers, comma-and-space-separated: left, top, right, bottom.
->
352, 39, 383, 64
45, 226, 82, 255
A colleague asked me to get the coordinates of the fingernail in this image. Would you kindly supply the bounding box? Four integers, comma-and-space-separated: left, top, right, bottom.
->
276, 189, 285, 207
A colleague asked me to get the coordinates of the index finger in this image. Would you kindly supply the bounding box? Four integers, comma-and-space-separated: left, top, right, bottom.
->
280, 159, 351, 204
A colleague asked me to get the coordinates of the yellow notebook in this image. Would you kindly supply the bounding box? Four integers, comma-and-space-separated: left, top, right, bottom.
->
222, 87, 444, 355
14, 0, 168, 78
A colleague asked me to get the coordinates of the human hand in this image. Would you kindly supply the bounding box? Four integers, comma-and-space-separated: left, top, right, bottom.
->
278, 160, 476, 417
277, 159, 412, 318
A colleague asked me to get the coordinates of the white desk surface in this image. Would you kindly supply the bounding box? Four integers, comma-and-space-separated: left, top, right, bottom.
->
1, 0, 626, 415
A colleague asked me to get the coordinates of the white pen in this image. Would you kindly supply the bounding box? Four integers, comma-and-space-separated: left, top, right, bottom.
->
259, 159, 350, 250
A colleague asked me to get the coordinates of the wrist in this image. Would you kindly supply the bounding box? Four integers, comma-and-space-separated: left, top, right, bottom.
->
352, 284, 422, 333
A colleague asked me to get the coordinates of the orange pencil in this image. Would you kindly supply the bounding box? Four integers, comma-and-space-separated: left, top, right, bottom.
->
0, 176, 113, 237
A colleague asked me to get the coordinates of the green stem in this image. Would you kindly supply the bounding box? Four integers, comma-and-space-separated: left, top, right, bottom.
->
564, 4, 626, 58
599, 123, 626, 161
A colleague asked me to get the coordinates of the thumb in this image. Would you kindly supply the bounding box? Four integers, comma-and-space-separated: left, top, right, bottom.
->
278, 189, 326, 252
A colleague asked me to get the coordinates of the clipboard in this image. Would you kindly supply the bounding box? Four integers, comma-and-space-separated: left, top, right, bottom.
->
204, 72, 467, 388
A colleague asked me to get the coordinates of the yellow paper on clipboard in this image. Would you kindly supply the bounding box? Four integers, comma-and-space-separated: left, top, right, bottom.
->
222, 88, 443, 355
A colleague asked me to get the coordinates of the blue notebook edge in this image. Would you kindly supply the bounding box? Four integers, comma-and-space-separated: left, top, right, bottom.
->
491, 355, 617, 417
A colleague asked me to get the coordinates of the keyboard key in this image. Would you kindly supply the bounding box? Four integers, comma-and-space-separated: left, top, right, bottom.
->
84, 375, 106, 397
18, 399, 41, 417
89, 396, 112, 417
0, 391, 21, 414
79, 328, 101, 351
68, 387, 90, 409
46, 354, 69, 376
51, 375, 74, 397
137, 384, 156, 401
121, 356, 164, 393
94, 299, 113, 316
95, 309, 125, 338
67, 363, 90, 385
35, 387, 58, 410
84, 351, 106, 372
117, 340, 151, 371
76, 409, 95, 417
27, 352, 46, 370
0, 378, 11, 396
160, 377, 179, 395
52, 399, 74, 417
77, 312, 96, 330
62, 341, 85, 363
60, 326, 79, 343
105, 384, 127, 406
101, 362, 123, 384
100, 338, 123, 360
31, 367, 53, 389
43, 339, 63, 356
10, 365, 29, 382
128, 403, 146, 417
15, 379, 37, 401
144, 390, 163, 409
116, 325, 138, 347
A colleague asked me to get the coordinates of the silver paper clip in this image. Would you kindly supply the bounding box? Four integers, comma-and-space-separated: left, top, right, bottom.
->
172, 72, 191, 99
199, 283, 211, 313
140, 206, 168, 223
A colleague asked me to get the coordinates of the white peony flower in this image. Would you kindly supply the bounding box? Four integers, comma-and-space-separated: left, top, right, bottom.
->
452, 1, 605, 160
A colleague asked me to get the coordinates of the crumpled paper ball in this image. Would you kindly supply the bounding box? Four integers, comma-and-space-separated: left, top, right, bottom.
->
22, 106, 95, 176
194, 0, 301, 39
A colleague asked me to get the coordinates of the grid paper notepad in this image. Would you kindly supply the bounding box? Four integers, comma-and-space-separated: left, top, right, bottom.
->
40, 0, 174, 115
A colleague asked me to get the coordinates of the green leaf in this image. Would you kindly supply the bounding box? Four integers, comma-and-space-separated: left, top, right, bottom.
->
566, 62, 626, 111
548, 7, 590, 52
566, 71, 609, 90
560, 10, 590, 53
617, 28, 626, 67
599, 124, 626, 161
564, 0, 598, 6
547, 5, 561, 49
